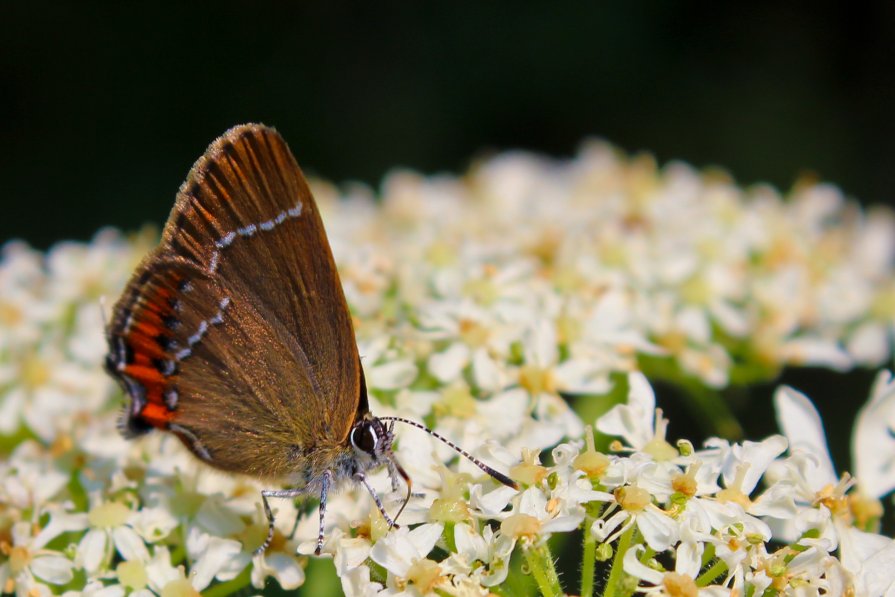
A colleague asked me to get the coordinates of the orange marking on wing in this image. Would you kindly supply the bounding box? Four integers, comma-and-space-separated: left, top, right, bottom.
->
123, 364, 165, 386
139, 402, 175, 428
144, 383, 165, 406
127, 331, 166, 360
193, 200, 219, 227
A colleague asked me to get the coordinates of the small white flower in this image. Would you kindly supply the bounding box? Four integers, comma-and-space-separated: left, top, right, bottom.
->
441, 523, 515, 587
78, 500, 149, 576
0, 518, 80, 593
370, 523, 446, 594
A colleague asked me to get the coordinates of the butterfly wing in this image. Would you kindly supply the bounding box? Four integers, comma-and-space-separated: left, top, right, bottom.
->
106, 124, 364, 480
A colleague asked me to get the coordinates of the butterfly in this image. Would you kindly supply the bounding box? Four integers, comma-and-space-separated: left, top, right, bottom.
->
104, 124, 516, 555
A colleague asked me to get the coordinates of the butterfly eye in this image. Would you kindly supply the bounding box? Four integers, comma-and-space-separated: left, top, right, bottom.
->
350, 422, 378, 455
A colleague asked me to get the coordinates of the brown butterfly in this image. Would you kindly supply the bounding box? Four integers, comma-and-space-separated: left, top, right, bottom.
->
104, 124, 516, 555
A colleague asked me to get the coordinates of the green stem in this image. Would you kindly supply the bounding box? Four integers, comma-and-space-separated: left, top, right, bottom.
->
203, 566, 252, 597
581, 515, 597, 597
696, 558, 729, 586
523, 540, 562, 597
685, 385, 742, 440
602, 524, 635, 597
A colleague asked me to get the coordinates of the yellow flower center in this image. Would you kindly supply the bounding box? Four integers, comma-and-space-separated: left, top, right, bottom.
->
117, 560, 148, 589
671, 463, 701, 498
573, 425, 610, 479
716, 463, 753, 509
20, 354, 50, 391
662, 572, 699, 597
429, 497, 470, 523
462, 277, 499, 306
160, 578, 200, 597
0, 301, 22, 327
501, 514, 541, 539
406, 559, 444, 593
849, 492, 884, 531
615, 486, 650, 512
518, 365, 556, 396
458, 319, 490, 347
510, 449, 547, 486
9, 545, 31, 575
435, 384, 477, 419
88, 501, 131, 528
425, 241, 456, 267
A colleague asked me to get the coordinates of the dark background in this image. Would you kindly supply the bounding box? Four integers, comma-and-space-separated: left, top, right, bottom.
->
2, 2, 893, 592
3, 3, 894, 250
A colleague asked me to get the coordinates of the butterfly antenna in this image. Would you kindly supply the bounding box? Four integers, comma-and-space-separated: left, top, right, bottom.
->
379, 416, 518, 489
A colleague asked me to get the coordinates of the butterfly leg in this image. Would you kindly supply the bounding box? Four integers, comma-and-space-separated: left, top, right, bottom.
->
386, 459, 402, 492
256, 487, 306, 556
355, 472, 399, 529
315, 470, 333, 555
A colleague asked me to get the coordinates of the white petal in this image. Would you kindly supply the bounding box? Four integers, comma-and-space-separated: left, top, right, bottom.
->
30, 554, 75, 585
77, 529, 108, 574
637, 507, 679, 551
854, 370, 895, 499
370, 523, 444, 577
622, 545, 663, 585
523, 319, 558, 367
406, 522, 445, 559
330, 537, 370, 580
34, 510, 88, 550
472, 349, 502, 392
77, 580, 127, 597
191, 536, 243, 590
196, 499, 246, 537
596, 372, 654, 448
778, 337, 852, 370
0, 389, 25, 433
847, 323, 889, 366
453, 523, 486, 561
540, 513, 584, 534
591, 510, 627, 542
553, 359, 611, 395
428, 343, 470, 382
674, 537, 702, 578
723, 435, 788, 495
263, 553, 305, 590
112, 526, 150, 562
470, 484, 517, 516
130, 506, 179, 543
750, 482, 799, 519
341, 564, 382, 597
369, 359, 418, 390
774, 386, 837, 489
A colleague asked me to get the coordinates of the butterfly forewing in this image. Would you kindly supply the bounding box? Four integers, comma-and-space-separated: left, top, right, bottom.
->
107, 124, 363, 479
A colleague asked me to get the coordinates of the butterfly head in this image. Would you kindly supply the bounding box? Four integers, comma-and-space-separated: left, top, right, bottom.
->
349, 416, 395, 467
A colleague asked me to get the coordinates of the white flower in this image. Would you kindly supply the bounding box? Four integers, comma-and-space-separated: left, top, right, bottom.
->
78, 500, 149, 576
590, 483, 679, 552
440, 523, 515, 587
370, 523, 446, 594
853, 370, 895, 499
773, 382, 895, 593
623, 544, 729, 596
597, 372, 678, 460
0, 515, 82, 594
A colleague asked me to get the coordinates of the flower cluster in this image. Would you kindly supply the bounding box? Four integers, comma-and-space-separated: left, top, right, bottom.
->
2, 142, 895, 596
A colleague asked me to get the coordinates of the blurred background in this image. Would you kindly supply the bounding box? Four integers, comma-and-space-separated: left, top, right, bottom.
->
3, 3, 894, 250
3, 2, 893, 593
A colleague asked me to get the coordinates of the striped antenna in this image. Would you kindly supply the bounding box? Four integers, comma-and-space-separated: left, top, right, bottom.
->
379, 416, 518, 489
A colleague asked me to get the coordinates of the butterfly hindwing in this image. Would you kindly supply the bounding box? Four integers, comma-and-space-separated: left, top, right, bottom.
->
106, 124, 364, 479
